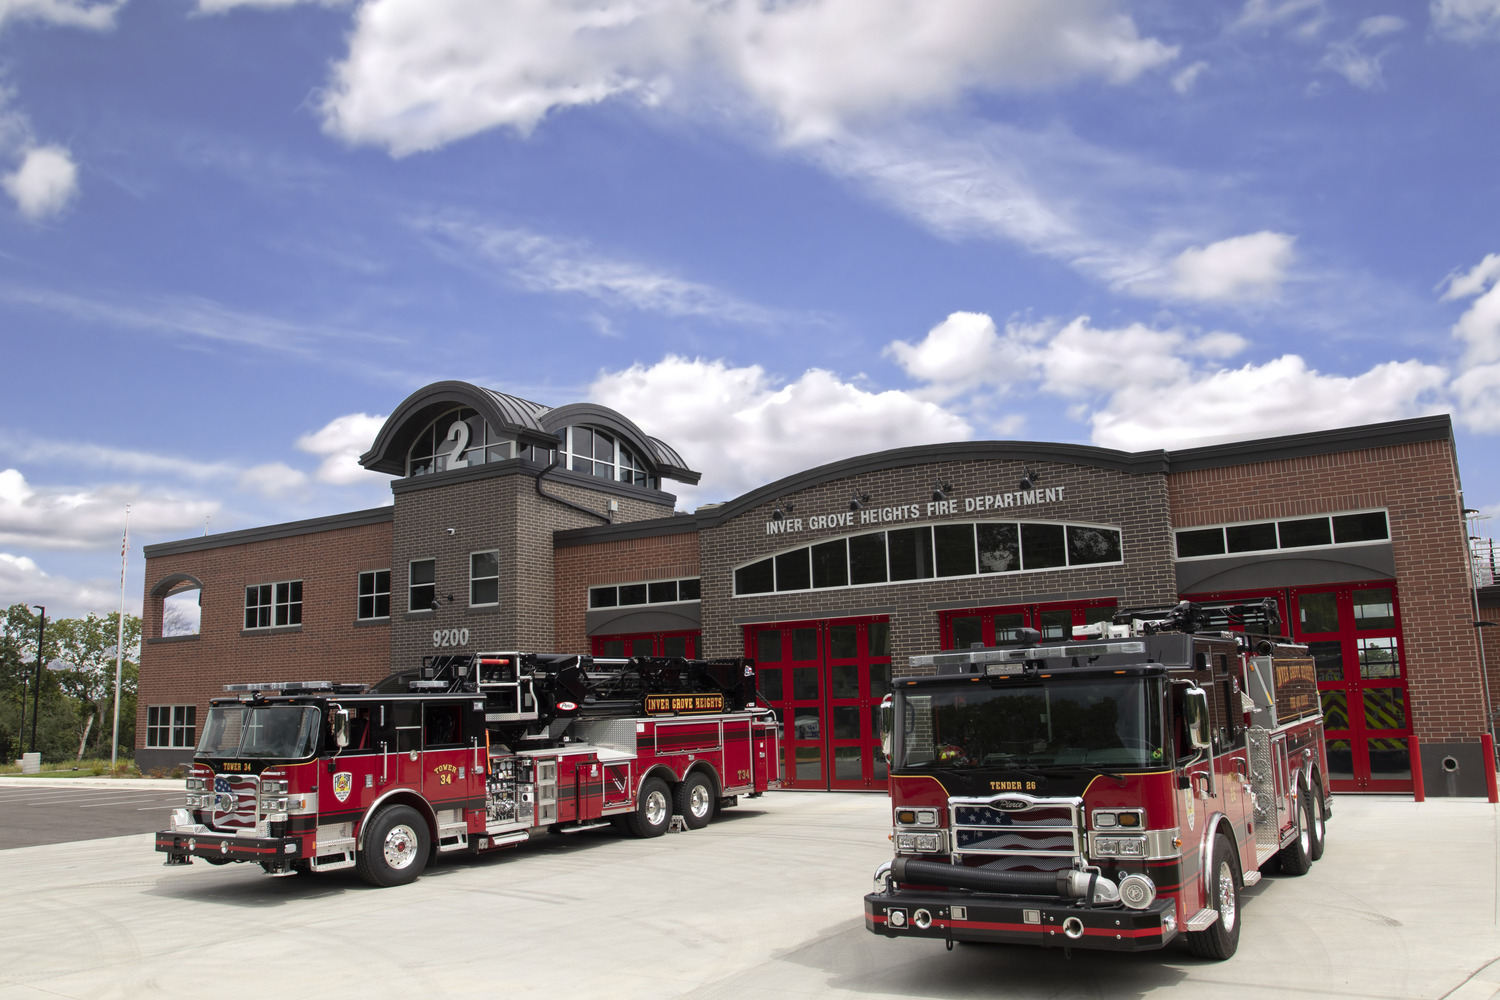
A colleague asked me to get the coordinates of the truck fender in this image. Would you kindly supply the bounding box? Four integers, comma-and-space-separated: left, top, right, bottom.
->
1199, 811, 1241, 899
682, 761, 722, 797
355, 789, 437, 852
637, 764, 682, 795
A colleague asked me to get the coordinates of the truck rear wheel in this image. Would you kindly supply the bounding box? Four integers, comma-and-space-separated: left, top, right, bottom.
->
1277, 792, 1313, 876
626, 777, 672, 838
1187, 833, 1242, 960
674, 772, 715, 829
355, 805, 430, 887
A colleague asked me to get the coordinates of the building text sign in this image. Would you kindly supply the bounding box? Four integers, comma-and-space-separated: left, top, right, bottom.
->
766, 486, 1067, 535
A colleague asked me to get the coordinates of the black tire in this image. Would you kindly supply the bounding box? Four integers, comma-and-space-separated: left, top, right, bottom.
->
355, 804, 430, 887
626, 777, 672, 838
1308, 780, 1327, 861
1277, 791, 1313, 876
1188, 833, 1242, 960
674, 771, 715, 830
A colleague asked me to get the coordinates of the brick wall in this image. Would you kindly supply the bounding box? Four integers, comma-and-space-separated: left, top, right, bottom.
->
136, 519, 394, 759
553, 530, 700, 651
390, 467, 675, 665
698, 457, 1178, 668
1168, 438, 1488, 741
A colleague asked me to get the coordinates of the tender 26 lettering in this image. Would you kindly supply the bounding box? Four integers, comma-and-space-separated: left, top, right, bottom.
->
989, 780, 1038, 791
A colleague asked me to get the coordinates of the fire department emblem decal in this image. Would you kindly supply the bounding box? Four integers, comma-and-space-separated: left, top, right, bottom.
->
332, 772, 353, 803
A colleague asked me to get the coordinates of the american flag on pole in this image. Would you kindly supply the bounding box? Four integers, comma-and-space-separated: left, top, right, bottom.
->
211, 774, 258, 830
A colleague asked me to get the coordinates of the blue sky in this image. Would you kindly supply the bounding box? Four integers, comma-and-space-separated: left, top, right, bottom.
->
2, 0, 1499, 617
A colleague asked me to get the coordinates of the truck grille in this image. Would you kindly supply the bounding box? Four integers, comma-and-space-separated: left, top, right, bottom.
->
207, 774, 259, 831
951, 796, 1083, 869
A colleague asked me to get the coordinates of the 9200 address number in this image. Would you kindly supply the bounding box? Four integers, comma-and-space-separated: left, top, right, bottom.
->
433, 628, 470, 648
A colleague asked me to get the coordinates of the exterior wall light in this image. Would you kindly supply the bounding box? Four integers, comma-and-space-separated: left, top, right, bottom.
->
1019, 468, 1042, 490
772, 501, 796, 521
849, 493, 870, 512
931, 483, 952, 502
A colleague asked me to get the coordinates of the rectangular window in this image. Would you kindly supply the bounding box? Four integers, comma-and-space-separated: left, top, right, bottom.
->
1333, 511, 1389, 543
735, 559, 775, 595
811, 539, 850, 589
1226, 522, 1278, 553
589, 586, 618, 608
245, 581, 300, 629
976, 522, 1019, 573
1020, 523, 1066, 569
146, 705, 197, 748
1176, 527, 1225, 558
648, 580, 678, 603
933, 523, 976, 577
470, 551, 499, 606
848, 533, 888, 585
1066, 525, 1121, 565
358, 570, 391, 620
619, 583, 648, 606
887, 527, 933, 581
409, 559, 435, 611
1278, 517, 1333, 548
776, 549, 812, 592
678, 578, 701, 601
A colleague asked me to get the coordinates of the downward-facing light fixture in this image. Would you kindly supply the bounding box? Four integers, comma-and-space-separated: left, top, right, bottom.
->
931, 483, 952, 502
1019, 467, 1042, 490
849, 492, 871, 512
772, 500, 796, 521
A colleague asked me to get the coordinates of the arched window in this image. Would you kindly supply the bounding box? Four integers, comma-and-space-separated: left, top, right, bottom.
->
559, 426, 657, 488
407, 407, 516, 476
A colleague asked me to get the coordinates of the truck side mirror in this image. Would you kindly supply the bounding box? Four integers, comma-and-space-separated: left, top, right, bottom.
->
332, 707, 350, 749
1183, 687, 1211, 751
879, 695, 894, 761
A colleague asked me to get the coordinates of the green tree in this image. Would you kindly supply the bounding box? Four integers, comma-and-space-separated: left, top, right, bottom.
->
49, 613, 141, 760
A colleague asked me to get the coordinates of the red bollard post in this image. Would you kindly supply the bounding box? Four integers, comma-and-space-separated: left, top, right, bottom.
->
1409, 734, 1425, 803
1482, 733, 1498, 804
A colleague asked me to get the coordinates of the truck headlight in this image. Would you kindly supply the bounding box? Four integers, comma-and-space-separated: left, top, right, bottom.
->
1092, 835, 1146, 858
894, 808, 939, 826
895, 832, 944, 854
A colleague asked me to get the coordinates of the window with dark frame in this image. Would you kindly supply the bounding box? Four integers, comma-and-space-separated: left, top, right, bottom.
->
358, 569, 391, 620
1174, 510, 1389, 560
244, 580, 301, 629
589, 577, 702, 608
471, 551, 499, 606
146, 705, 197, 748
410, 558, 435, 611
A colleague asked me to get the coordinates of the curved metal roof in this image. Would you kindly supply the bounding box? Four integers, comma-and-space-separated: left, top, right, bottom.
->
360, 381, 700, 484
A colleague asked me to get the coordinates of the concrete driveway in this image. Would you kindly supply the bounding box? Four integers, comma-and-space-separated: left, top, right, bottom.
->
0, 791, 1495, 1000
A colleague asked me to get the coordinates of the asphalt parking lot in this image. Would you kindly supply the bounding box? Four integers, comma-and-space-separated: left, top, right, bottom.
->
0, 779, 185, 849
1, 789, 1496, 1000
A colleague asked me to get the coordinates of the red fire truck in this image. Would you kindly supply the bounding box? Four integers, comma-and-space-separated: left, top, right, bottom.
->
157, 652, 781, 886
864, 600, 1329, 959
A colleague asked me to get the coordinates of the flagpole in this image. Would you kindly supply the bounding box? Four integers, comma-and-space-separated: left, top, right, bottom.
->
111, 504, 129, 770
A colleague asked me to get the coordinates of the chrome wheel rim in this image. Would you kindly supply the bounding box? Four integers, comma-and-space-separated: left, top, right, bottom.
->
1217, 860, 1237, 932
1298, 801, 1311, 854
689, 783, 712, 819
383, 823, 419, 870
646, 789, 668, 827
1313, 797, 1325, 841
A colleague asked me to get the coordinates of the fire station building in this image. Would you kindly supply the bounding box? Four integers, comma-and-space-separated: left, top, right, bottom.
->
137, 380, 1498, 797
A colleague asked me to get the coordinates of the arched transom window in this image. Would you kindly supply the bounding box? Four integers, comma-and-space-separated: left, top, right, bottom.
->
407, 407, 515, 477
560, 426, 657, 488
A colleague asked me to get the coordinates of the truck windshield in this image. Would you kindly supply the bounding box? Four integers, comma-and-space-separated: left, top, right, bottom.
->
197, 705, 322, 759
897, 677, 1163, 771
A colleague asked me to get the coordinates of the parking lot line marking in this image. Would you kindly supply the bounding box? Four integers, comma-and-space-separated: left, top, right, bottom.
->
136, 805, 178, 811
79, 797, 177, 808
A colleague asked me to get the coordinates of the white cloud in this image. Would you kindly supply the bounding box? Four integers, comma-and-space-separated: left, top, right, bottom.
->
1087, 356, 1449, 450
884, 310, 1449, 451
1317, 16, 1407, 91
1168, 231, 1296, 303
0, 468, 219, 550
0, 551, 123, 618
415, 218, 775, 324
1233, 0, 1328, 38
1171, 61, 1209, 94
3, 144, 79, 220
197, 0, 345, 11
318, 0, 1176, 154
1431, 0, 1500, 41
0, 0, 123, 32
1442, 252, 1500, 364
237, 462, 308, 498
588, 356, 972, 507
296, 412, 390, 485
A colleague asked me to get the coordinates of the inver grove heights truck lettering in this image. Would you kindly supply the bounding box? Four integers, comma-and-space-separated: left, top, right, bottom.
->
864, 600, 1329, 959
157, 652, 781, 886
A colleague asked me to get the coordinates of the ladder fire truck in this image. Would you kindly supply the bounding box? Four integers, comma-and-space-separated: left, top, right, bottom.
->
156, 652, 781, 886
864, 600, 1329, 959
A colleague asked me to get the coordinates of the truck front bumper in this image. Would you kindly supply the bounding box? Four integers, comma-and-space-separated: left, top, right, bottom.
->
155, 812, 303, 865
864, 889, 1179, 952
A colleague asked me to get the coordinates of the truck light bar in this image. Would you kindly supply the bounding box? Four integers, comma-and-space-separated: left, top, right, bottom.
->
222, 681, 334, 692
911, 641, 1147, 673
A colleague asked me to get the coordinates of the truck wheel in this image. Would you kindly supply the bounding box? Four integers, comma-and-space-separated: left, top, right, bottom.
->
626, 777, 672, 838
1308, 781, 1327, 861
355, 805, 430, 887
1277, 792, 1313, 876
674, 772, 715, 830
1187, 833, 1242, 960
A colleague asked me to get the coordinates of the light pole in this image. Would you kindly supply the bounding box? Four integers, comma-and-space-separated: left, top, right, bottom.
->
30, 606, 45, 757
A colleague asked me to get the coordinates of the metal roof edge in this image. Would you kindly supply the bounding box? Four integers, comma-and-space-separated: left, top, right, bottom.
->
143, 506, 394, 559
1165, 414, 1454, 473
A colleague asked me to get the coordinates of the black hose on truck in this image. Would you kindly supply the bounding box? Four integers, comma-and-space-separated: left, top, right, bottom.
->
892, 857, 1101, 900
